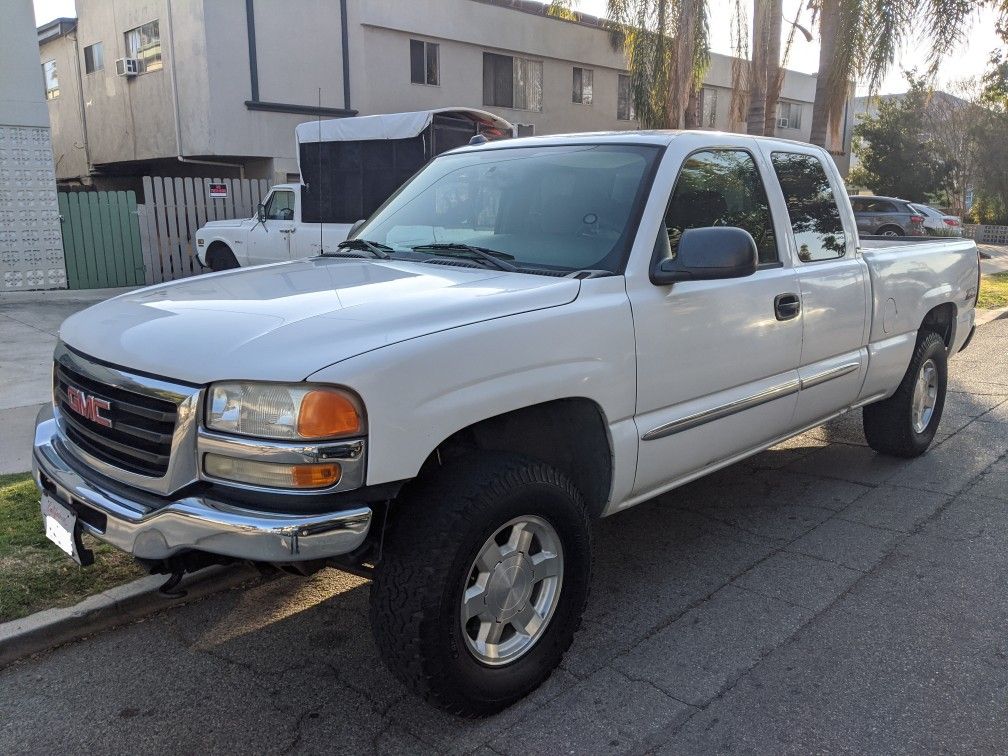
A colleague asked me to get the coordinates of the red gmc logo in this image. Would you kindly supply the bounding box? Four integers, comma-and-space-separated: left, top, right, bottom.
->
66, 385, 112, 428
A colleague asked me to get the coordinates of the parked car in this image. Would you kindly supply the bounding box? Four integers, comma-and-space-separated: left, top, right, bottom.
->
34, 131, 979, 717
849, 195, 926, 237
195, 108, 514, 270
911, 203, 964, 236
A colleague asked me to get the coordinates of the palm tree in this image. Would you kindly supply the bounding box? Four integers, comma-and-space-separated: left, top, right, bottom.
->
550, 0, 710, 129
746, 0, 770, 134
807, 0, 980, 148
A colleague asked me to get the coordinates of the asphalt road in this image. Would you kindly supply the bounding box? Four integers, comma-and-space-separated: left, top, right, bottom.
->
3, 317, 1008, 755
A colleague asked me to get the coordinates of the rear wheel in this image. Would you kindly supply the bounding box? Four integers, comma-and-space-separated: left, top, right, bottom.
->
876, 225, 904, 237
863, 330, 947, 457
206, 243, 239, 271
369, 453, 591, 717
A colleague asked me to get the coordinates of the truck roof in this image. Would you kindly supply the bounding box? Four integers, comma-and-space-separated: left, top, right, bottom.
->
447, 129, 832, 155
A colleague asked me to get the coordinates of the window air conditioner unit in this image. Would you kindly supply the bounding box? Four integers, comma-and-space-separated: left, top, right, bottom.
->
116, 58, 139, 77
777, 117, 790, 128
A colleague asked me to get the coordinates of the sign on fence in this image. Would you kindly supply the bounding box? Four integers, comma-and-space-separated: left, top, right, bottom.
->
137, 176, 270, 284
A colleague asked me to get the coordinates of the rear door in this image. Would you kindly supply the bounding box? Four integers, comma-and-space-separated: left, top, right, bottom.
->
629, 141, 803, 495
762, 148, 869, 426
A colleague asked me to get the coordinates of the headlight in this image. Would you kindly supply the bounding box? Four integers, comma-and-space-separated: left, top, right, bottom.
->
206, 382, 364, 440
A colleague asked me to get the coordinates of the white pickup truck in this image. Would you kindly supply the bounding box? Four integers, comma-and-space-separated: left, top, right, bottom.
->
194, 183, 339, 269
33, 131, 979, 717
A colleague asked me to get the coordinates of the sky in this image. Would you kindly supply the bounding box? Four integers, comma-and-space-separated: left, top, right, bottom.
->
33, 0, 1004, 95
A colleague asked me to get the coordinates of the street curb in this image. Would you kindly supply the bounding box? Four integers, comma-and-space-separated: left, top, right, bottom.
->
976, 307, 1008, 327
0, 564, 261, 668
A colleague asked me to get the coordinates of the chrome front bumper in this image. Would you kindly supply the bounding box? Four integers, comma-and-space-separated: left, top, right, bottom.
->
32, 406, 372, 563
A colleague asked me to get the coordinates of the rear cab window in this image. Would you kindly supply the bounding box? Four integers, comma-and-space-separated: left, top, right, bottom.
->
658, 149, 780, 266
769, 152, 847, 262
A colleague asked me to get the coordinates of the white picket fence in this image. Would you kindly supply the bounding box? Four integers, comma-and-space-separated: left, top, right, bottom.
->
137, 176, 271, 284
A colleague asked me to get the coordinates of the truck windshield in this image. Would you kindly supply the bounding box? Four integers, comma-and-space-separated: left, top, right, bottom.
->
353, 144, 661, 274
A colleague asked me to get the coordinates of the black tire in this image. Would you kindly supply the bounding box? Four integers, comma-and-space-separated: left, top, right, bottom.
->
876, 225, 905, 237
206, 243, 239, 271
369, 453, 591, 717
863, 330, 947, 457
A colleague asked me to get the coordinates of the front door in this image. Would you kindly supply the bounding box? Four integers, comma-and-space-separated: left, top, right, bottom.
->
247, 189, 296, 265
629, 145, 803, 497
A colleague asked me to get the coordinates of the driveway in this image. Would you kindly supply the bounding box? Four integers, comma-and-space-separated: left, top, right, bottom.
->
1, 316, 1007, 753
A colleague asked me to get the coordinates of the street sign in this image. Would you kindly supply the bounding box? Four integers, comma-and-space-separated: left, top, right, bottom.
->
208, 183, 228, 199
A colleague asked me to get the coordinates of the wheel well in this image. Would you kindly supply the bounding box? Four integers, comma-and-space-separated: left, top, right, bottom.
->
426, 398, 613, 519
205, 241, 231, 266
921, 302, 956, 347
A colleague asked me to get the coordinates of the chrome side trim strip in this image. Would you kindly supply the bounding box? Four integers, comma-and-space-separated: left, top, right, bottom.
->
799, 361, 860, 391
641, 377, 800, 441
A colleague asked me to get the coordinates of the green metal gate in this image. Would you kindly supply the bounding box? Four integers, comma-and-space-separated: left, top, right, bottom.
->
58, 191, 145, 289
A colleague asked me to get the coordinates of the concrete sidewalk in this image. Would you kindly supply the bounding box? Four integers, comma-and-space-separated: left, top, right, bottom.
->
0, 288, 133, 474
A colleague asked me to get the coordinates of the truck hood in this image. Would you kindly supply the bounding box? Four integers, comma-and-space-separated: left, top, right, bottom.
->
60, 258, 581, 385
200, 218, 250, 230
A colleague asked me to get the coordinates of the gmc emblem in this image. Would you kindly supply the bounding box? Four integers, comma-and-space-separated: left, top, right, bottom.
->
66, 385, 112, 428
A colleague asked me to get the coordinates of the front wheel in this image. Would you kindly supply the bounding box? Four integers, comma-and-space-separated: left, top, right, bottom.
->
369, 454, 591, 717
863, 330, 948, 457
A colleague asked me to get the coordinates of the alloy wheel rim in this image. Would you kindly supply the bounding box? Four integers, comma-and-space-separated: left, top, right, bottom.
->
912, 358, 938, 433
460, 515, 564, 666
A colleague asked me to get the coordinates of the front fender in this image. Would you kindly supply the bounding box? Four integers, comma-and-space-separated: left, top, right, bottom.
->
305, 277, 637, 491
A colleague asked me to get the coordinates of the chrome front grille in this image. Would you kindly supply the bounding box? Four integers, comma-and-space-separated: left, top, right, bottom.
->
54, 360, 178, 477
52, 345, 201, 493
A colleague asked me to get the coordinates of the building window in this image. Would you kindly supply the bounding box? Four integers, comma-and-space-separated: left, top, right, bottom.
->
410, 39, 439, 85
83, 42, 104, 74
700, 87, 718, 127
617, 74, 635, 121
42, 60, 59, 99
483, 52, 543, 112
572, 66, 593, 104
777, 100, 802, 130
124, 20, 161, 74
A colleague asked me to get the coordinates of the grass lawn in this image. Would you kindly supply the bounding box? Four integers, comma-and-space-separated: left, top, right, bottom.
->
978, 273, 1008, 310
0, 472, 144, 623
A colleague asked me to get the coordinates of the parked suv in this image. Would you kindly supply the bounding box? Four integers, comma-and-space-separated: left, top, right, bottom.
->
850, 195, 925, 237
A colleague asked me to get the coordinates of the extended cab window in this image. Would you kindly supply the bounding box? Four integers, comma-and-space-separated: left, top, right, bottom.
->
661, 149, 778, 264
770, 152, 846, 262
265, 191, 295, 221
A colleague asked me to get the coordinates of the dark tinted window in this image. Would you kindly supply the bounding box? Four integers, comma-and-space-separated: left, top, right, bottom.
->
483, 53, 514, 108
661, 149, 778, 264
770, 152, 846, 262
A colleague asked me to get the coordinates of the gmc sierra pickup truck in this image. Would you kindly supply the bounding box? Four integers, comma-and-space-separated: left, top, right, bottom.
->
33, 131, 979, 717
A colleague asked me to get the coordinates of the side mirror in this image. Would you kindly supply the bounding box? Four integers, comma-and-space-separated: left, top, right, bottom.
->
650, 227, 758, 285
347, 219, 367, 238
256, 203, 266, 223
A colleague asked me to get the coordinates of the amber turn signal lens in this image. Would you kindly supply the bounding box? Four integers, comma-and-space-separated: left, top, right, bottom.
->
296, 390, 361, 438
291, 463, 341, 489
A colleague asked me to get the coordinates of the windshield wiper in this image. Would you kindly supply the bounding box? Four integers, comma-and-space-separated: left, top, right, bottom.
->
333, 238, 392, 259
411, 243, 517, 272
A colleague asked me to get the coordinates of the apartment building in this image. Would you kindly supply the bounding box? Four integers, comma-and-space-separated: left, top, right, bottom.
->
38, 0, 852, 188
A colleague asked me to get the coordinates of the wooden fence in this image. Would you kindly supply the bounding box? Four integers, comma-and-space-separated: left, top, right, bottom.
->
137, 176, 271, 284
58, 190, 146, 289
